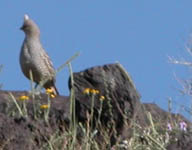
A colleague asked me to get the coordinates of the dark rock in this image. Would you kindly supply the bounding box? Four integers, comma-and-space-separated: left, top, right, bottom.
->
0, 90, 70, 150
69, 63, 148, 142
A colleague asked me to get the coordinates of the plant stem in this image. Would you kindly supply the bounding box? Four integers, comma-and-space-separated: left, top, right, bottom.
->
9, 93, 24, 117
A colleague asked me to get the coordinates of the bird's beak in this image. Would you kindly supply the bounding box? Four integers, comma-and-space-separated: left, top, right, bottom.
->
20, 26, 24, 30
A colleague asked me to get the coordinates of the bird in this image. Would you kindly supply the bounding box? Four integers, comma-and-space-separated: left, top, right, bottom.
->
19, 14, 59, 96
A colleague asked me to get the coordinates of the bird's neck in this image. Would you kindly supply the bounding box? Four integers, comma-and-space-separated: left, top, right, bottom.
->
25, 34, 40, 42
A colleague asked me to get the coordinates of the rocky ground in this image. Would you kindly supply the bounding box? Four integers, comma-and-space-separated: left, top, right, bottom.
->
0, 63, 191, 150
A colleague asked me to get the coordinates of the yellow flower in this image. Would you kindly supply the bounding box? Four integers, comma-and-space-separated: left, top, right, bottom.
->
83, 88, 90, 94
46, 88, 56, 98
40, 104, 49, 109
19, 95, 29, 101
50, 94, 55, 98
90, 89, 96, 94
83, 88, 100, 95
100, 96, 105, 101
46, 88, 54, 94
95, 90, 99, 94
90, 89, 99, 94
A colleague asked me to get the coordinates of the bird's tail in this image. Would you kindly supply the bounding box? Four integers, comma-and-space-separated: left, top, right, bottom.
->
44, 80, 59, 96
49, 85, 59, 96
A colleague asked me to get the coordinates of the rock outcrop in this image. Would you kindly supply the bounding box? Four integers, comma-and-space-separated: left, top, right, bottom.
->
69, 63, 148, 143
0, 63, 190, 149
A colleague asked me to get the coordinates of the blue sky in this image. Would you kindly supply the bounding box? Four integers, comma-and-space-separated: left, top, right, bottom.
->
1, 1, 192, 118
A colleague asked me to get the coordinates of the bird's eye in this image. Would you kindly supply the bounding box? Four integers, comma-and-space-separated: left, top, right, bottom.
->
21, 25, 28, 30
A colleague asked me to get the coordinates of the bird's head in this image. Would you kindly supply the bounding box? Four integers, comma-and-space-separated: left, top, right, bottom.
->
20, 14, 40, 37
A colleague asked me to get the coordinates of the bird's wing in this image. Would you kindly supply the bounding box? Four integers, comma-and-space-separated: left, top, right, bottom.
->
40, 48, 56, 78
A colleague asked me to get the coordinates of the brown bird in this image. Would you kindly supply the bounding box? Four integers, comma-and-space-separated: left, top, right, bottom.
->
20, 14, 59, 95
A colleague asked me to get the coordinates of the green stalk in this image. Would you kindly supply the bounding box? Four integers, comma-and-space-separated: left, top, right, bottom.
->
29, 70, 37, 119
90, 94, 95, 130
9, 93, 24, 117
56, 52, 80, 73
68, 62, 76, 150
146, 134, 166, 150
98, 100, 103, 125
147, 112, 157, 135
22, 100, 28, 117
44, 95, 51, 123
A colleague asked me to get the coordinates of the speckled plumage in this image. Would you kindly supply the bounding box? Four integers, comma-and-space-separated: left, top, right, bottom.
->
20, 14, 59, 95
